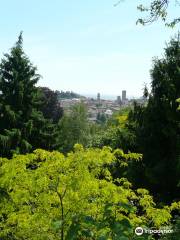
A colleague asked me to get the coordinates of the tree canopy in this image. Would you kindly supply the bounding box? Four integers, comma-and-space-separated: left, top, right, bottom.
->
39, 87, 63, 123
0, 146, 179, 239
115, 0, 180, 26
58, 102, 90, 153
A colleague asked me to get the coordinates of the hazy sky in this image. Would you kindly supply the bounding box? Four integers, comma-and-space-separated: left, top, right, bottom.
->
0, 0, 179, 98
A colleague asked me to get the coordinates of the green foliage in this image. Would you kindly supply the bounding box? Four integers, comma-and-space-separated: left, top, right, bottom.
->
88, 126, 137, 154
96, 112, 107, 124
115, 0, 180, 27
127, 35, 180, 202
88, 107, 137, 153
0, 34, 58, 157
56, 90, 83, 100
39, 87, 63, 123
106, 107, 130, 128
161, 217, 180, 240
0, 147, 179, 239
58, 102, 90, 153
177, 98, 180, 110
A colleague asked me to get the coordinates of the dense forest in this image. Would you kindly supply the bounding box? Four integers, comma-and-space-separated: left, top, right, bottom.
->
0, 30, 180, 239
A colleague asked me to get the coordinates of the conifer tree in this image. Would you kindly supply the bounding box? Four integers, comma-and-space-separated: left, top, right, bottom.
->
128, 35, 180, 202
0, 33, 58, 157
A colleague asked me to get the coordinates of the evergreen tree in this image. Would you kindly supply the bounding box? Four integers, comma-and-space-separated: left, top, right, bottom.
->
0, 33, 58, 157
129, 35, 180, 202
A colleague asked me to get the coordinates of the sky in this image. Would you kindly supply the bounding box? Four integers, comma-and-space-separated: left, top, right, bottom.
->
0, 0, 179, 98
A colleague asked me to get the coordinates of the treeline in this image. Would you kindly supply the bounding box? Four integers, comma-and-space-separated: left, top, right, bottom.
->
56, 90, 83, 99
0, 34, 96, 157
0, 33, 180, 239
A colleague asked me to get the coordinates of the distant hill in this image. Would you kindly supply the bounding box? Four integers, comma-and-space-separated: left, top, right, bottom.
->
56, 90, 84, 100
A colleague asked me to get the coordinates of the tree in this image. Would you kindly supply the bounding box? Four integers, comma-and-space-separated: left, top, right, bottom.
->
96, 112, 107, 124
0, 147, 179, 239
0, 33, 58, 157
58, 102, 90, 153
39, 87, 63, 123
136, 0, 180, 26
88, 107, 137, 153
129, 35, 180, 202
115, 0, 180, 26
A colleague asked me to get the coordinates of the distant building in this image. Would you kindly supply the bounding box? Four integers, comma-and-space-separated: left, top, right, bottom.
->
97, 93, 100, 101
117, 96, 122, 105
122, 90, 126, 102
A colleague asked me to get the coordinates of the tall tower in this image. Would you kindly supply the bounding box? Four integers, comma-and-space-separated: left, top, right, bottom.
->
122, 90, 126, 102
97, 92, 100, 101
